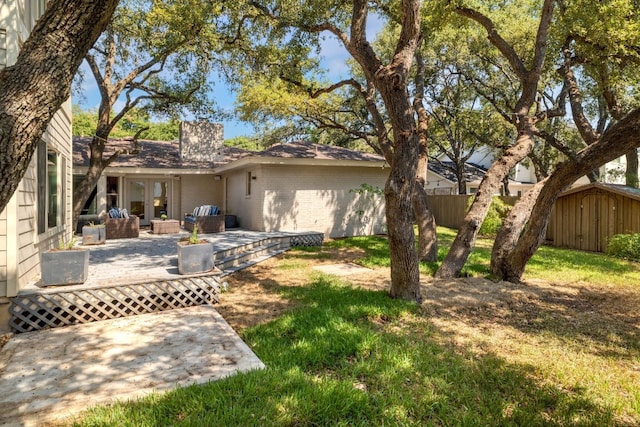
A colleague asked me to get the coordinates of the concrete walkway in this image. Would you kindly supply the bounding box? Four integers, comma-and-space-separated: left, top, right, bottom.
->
0, 305, 264, 426
0, 229, 310, 426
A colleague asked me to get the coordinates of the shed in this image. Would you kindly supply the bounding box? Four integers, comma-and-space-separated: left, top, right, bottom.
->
550, 183, 640, 252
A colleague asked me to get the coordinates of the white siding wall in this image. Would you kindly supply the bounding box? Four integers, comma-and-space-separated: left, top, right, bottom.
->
1, 1, 71, 332
257, 164, 388, 238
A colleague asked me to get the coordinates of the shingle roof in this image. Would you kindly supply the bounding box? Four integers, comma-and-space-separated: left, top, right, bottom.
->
427, 161, 487, 183
560, 182, 640, 201
72, 137, 252, 169
257, 141, 385, 162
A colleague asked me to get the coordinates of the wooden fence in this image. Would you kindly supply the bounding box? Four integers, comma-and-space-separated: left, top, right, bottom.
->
426, 195, 520, 229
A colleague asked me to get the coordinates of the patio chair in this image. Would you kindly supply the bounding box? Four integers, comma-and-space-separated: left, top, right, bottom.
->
105, 208, 140, 239
184, 205, 225, 233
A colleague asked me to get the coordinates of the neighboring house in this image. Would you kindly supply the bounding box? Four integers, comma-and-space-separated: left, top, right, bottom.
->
1, 1, 73, 331
434, 146, 537, 196
73, 123, 389, 239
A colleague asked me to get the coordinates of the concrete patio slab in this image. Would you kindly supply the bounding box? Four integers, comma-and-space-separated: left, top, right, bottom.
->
0, 305, 264, 427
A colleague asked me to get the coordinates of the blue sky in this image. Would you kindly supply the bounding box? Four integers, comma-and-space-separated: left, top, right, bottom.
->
73, 15, 383, 140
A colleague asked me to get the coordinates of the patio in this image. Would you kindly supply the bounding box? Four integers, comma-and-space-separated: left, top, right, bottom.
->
9, 228, 324, 333
0, 228, 324, 426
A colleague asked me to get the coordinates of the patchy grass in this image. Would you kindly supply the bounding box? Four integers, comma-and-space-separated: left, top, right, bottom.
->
62, 229, 640, 426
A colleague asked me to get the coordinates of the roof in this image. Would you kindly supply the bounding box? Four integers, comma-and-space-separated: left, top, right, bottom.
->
428, 161, 488, 183
560, 182, 640, 201
258, 141, 385, 162
73, 137, 252, 170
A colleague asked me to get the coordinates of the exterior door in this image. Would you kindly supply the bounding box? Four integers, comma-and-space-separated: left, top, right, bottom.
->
152, 180, 170, 219
126, 179, 172, 226
128, 180, 146, 224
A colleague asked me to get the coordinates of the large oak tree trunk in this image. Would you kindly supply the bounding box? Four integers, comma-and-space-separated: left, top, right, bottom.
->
385, 140, 421, 302
625, 148, 639, 188
499, 108, 640, 282
435, 129, 536, 278
0, 0, 119, 215
490, 178, 546, 276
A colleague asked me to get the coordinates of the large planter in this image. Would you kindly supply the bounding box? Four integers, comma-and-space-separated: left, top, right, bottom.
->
41, 248, 89, 286
82, 225, 106, 245
178, 241, 214, 274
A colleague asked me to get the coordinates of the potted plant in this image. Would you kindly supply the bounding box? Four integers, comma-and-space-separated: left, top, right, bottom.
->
177, 225, 214, 274
81, 221, 106, 245
160, 213, 168, 221
41, 237, 90, 286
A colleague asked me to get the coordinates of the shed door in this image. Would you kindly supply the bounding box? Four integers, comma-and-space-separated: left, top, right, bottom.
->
579, 193, 617, 252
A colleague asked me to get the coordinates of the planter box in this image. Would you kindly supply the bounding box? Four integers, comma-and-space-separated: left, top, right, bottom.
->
41, 249, 89, 286
178, 242, 214, 274
82, 226, 106, 245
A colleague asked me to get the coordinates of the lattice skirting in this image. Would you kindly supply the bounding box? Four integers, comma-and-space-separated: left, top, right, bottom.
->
291, 233, 324, 247
9, 276, 220, 333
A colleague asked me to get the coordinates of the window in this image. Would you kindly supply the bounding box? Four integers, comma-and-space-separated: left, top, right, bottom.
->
106, 176, 119, 210
245, 171, 252, 196
37, 141, 61, 234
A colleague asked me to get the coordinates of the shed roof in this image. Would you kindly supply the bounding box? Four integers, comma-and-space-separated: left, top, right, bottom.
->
560, 182, 640, 202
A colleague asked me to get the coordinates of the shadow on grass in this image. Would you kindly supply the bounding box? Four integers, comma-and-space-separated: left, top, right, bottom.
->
74, 277, 621, 426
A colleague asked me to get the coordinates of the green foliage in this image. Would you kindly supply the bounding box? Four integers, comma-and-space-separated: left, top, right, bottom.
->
466, 197, 512, 237
57, 236, 77, 250
224, 136, 262, 151
72, 105, 180, 140
71, 105, 98, 137
606, 233, 640, 261
189, 225, 199, 245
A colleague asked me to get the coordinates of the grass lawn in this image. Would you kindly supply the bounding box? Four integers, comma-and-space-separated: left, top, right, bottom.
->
63, 228, 639, 426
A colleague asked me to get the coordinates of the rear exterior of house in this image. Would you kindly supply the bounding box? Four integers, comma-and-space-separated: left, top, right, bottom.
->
74, 131, 389, 240
0, 1, 73, 331
222, 160, 387, 238
73, 123, 234, 228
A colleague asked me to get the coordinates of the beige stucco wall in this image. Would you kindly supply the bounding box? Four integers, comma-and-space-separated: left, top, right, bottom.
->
180, 174, 223, 218
226, 163, 388, 238
224, 166, 264, 230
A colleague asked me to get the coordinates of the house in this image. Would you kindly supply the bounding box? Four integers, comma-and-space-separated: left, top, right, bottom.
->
1, 1, 73, 332
73, 122, 250, 228
434, 146, 536, 196
73, 123, 390, 238
547, 183, 640, 253
212, 141, 389, 237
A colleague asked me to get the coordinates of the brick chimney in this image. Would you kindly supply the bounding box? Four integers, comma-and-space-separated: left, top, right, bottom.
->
179, 121, 224, 162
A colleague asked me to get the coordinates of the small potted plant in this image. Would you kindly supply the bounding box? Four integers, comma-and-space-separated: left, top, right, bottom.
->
160, 213, 168, 221
41, 236, 90, 286
177, 225, 214, 274
81, 221, 106, 245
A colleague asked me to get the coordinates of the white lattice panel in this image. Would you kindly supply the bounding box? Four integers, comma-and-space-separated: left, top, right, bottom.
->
291, 233, 324, 247
9, 276, 220, 333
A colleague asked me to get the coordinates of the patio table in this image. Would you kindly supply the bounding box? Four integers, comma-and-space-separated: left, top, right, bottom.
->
150, 219, 180, 234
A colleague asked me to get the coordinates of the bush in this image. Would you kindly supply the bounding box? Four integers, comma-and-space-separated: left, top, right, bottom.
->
473, 197, 512, 237
606, 233, 640, 261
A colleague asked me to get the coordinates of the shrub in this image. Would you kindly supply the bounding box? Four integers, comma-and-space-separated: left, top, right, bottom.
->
606, 233, 640, 261
472, 197, 512, 237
